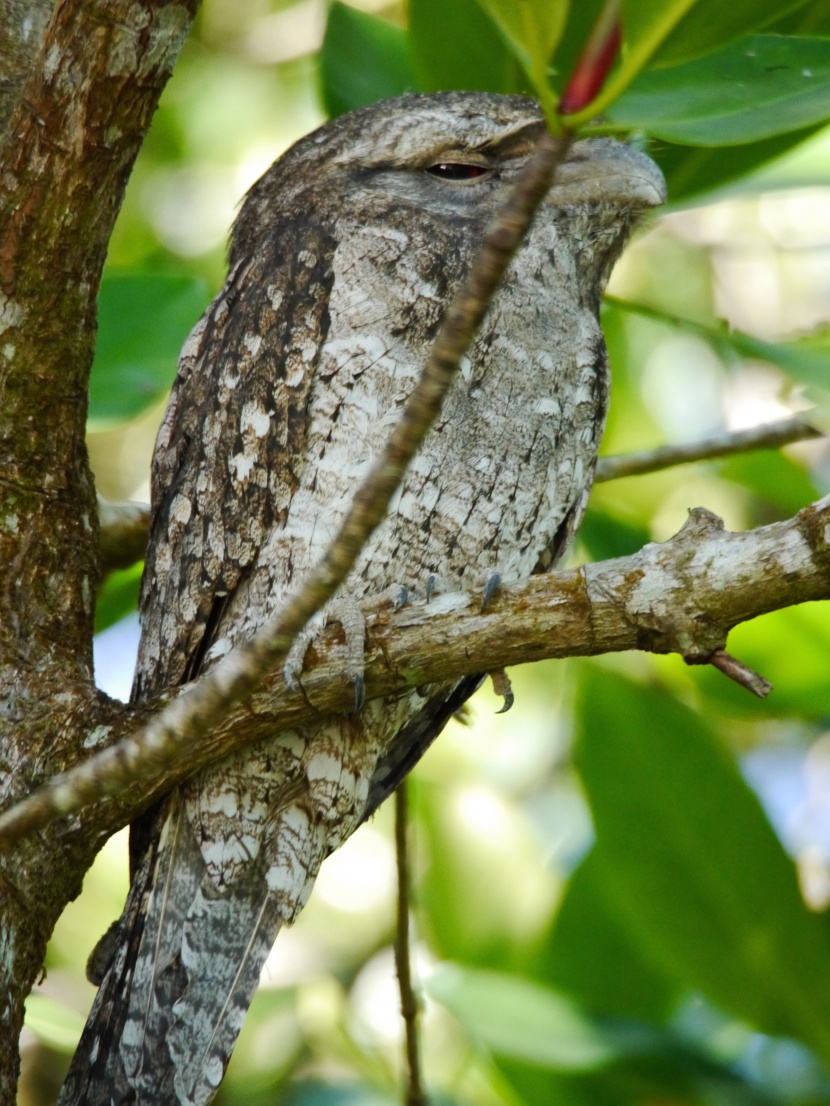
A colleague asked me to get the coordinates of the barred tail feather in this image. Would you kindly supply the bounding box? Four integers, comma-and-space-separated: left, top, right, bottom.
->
168, 888, 283, 1104
58, 795, 285, 1106
57, 821, 160, 1106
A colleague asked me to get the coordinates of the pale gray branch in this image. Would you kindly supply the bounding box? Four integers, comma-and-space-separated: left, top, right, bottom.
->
595, 416, 823, 483
1, 494, 828, 847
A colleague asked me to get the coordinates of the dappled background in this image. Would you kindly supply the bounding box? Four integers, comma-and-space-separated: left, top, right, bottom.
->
20, 2, 830, 1104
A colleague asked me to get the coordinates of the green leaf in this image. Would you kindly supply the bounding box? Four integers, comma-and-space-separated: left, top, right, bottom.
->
474, 0, 569, 86
608, 35, 830, 146
427, 964, 617, 1070
577, 509, 651, 562
617, 0, 699, 73
95, 562, 143, 634
90, 273, 208, 428
635, 0, 816, 68
574, 668, 830, 1063
771, 1, 830, 34
409, 0, 524, 95
718, 450, 818, 518
319, 3, 415, 117
415, 778, 556, 968
607, 295, 830, 403
541, 851, 680, 1023
653, 123, 824, 201
280, 1083, 399, 1106
725, 328, 830, 397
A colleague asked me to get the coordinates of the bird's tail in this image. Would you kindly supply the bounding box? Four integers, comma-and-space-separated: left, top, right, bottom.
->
58, 795, 285, 1106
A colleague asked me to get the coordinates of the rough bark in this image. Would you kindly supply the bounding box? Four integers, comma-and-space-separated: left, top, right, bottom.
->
0, 2, 198, 1101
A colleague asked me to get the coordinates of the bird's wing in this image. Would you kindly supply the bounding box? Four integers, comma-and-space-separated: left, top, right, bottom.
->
134, 215, 337, 700
58, 214, 337, 1106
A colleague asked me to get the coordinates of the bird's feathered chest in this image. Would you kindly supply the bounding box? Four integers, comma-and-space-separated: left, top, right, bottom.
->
191, 207, 609, 665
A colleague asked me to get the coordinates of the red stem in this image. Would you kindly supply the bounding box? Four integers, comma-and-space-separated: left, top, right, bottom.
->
559, 1, 622, 116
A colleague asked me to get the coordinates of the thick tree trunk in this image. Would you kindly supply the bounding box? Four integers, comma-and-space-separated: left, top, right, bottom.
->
0, 1, 198, 1100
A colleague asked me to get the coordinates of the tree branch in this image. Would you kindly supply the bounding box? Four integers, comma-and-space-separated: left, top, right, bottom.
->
2, 495, 828, 847
595, 416, 822, 483
704, 650, 773, 699
394, 781, 426, 1106
98, 495, 151, 574
0, 0, 54, 130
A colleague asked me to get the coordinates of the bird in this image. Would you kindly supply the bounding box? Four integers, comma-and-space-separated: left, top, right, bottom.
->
59, 91, 665, 1106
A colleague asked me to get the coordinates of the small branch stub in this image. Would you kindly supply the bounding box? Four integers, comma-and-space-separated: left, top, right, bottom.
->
705, 650, 773, 699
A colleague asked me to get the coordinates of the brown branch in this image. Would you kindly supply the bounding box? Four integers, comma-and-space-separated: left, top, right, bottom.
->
98, 495, 151, 573
394, 781, 426, 1106
705, 651, 773, 699
595, 417, 823, 483
0, 0, 199, 673
0, 0, 54, 130
2, 494, 828, 847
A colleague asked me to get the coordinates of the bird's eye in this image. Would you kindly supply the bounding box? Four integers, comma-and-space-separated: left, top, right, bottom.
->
426, 163, 490, 182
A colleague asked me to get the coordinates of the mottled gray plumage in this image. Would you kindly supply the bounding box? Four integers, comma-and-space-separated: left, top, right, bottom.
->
61, 92, 665, 1105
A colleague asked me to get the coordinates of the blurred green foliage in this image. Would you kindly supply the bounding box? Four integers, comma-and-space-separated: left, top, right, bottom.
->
28, 2, 830, 1105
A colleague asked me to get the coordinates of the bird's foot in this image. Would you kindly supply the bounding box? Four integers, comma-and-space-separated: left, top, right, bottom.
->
284, 600, 367, 711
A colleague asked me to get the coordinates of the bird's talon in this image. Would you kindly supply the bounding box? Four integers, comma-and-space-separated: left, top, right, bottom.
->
481, 572, 502, 612
393, 586, 410, 612
283, 629, 314, 693
351, 674, 366, 712
490, 668, 514, 713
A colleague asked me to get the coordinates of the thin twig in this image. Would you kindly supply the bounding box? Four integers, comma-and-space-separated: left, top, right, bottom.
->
595, 416, 822, 483
394, 781, 426, 1106
0, 133, 572, 842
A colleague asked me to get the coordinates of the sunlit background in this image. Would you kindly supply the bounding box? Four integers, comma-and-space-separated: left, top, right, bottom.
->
19, 2, 830, 1104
